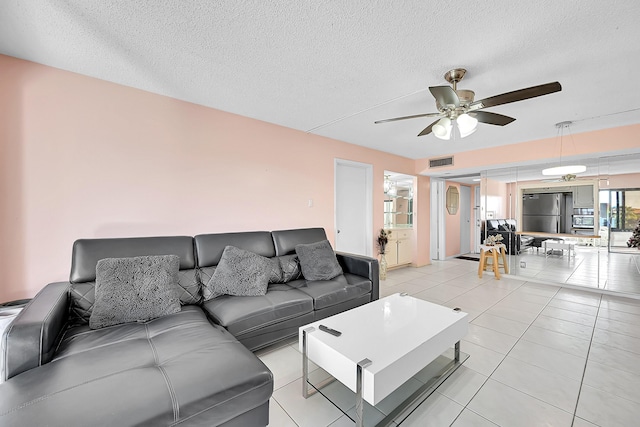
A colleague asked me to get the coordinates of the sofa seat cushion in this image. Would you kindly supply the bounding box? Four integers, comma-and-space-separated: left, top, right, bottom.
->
69, 268, 201, 325
0, 306, 273, 426
202, 283, 313, 337
287, 273, 372, 310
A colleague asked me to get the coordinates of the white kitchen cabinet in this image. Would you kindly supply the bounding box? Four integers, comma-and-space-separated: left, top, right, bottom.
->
573, 185, 594, 208
385, 234, 399, 267
397, 237, 412, 265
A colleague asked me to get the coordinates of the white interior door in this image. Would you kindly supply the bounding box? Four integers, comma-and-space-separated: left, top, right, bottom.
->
335, 159, 372, 256
474, 185, 481, 253
460, 185, 471, 255
430, 178, 446, 260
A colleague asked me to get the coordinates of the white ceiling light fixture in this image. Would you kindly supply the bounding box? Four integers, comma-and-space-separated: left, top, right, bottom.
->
375, 68, 560, 141
542, 121, 586, 176
432, 117, 452, 140
432, 114, 478, 140
383, 175, 392, 193
384, 175, 397, 196
457, 113, 479, 138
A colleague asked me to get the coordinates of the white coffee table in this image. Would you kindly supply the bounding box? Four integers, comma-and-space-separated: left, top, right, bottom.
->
299, 293, 468, 426
543, 239, 575, 258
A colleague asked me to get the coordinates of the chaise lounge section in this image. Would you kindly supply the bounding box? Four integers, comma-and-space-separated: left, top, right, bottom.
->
0, 227, 379, 426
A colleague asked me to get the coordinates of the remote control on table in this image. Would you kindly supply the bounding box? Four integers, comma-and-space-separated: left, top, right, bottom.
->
319, 325, 342, 337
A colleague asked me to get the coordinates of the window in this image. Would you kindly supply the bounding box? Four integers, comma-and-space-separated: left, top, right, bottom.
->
610, 189, 640, 231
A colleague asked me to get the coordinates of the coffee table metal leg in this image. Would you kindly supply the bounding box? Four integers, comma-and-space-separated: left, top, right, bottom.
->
302, 327, 315, 398
455, 341, 460, 362
356, 358, 372, 427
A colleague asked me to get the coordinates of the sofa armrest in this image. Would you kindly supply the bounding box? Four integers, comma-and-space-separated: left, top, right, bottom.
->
336, 252, 379, 301
1, 281, 70, 381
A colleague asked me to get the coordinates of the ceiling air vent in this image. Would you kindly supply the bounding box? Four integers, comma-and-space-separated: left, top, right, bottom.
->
429, 156, 454, 168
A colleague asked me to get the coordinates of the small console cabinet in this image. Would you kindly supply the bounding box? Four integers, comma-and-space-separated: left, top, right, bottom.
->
385, 229, 413, 268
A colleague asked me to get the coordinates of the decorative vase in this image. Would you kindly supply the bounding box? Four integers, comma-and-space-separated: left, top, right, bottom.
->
379, 254, 387, 280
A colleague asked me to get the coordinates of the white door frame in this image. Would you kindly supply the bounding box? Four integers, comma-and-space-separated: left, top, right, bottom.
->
460, 185, 471, 255
474, 185, 481, 253
334, 159, 373, 257
430, 178, 446, 260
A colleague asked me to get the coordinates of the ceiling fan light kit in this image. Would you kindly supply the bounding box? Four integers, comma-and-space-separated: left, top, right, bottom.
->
375, 68, 562, 139
433, 117, 452, 139
457, 113, 479, 138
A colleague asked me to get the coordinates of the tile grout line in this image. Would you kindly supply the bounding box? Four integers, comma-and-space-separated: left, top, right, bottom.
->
440, 279, 559, 424
274, 261, 636, 426
395, 261, 638, 424
569, 292, 603, 427
271, 396, 300, 427
455, 281, 569, 420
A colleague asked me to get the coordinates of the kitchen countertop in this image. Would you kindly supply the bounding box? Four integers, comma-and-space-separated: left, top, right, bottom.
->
517, 231, 600, 239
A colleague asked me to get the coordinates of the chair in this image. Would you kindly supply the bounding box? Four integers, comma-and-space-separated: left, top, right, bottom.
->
478, 244, 508, 279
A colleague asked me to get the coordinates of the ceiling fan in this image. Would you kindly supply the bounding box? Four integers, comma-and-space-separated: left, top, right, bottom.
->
375, 68, 562, 139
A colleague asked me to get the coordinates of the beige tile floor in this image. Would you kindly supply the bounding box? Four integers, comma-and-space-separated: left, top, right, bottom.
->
259, 258, 640, 426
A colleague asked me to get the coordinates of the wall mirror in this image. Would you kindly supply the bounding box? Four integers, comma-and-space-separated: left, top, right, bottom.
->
384, 171, 415, 228
446, 185, 459, 215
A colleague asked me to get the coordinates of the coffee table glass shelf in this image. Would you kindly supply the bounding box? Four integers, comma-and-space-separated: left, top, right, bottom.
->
299, 293, 469, 427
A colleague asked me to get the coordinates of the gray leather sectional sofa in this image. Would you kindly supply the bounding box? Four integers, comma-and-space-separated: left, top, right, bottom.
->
0, 228, 379, 426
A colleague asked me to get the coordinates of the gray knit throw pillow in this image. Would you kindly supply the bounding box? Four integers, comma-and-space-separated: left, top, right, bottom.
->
204, 246, 271, 301
295, 240, 343, 281
89, 255, 181, 329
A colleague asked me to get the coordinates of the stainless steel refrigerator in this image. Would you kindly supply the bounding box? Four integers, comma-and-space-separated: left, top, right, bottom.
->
522, 193, 565, 233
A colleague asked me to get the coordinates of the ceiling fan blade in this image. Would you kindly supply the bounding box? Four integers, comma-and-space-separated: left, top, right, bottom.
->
471, 111, 516, 126
470, 82, 561, 110
418, 119, 441, 137
429, 86, 459, 107
374, 112, 441, 124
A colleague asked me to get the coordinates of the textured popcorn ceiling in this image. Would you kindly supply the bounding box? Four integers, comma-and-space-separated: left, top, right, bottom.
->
1, 1, 639, 164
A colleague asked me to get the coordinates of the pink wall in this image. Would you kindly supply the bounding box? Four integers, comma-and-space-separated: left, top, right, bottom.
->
481, 178, 509, 219
587, 173, 640, 190
443, 182, 475, 257
415, 124, 640, 175
412, 175, 431, 266
0, 55, 422, 301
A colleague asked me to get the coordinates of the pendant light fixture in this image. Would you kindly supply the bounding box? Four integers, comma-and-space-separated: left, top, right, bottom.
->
383, 175, 397, 196
542, 121, 586, 176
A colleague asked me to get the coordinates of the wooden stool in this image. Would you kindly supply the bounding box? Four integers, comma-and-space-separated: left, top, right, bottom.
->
478, 244, 508, 279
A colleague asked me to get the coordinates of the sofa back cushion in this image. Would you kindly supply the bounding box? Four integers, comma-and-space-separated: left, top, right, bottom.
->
271, 228, 328, 256
69, 236, 199, 324
486, 220, 500, 231
71, 236, 196, 282
194, 231, 275, 267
